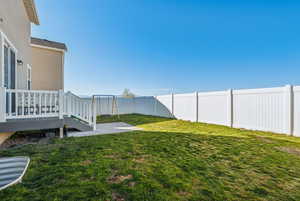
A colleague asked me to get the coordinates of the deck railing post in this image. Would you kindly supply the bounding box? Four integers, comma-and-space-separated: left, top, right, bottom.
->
67, 92, 71, 117
59, 90, 64, 119
0, 87, 6, 122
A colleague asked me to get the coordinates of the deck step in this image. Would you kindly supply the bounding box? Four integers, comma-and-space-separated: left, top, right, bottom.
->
64, 117, 93, 132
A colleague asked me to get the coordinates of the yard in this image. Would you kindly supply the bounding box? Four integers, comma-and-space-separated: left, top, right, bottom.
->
1, 114, 300, 201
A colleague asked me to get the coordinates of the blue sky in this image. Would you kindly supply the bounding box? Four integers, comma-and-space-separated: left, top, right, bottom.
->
32, 0, 300, 96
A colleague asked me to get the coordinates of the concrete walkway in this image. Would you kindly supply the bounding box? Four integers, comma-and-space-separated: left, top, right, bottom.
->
68, 122, 142, 137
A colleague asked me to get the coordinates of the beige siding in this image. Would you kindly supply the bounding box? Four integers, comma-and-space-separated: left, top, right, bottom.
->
31, 46, 64, 91
0, 0, 31, 89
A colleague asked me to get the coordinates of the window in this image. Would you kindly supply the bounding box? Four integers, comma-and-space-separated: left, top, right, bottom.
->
27, 65, 32, 90
3, 41, 16, 89
1, 31, 17, 114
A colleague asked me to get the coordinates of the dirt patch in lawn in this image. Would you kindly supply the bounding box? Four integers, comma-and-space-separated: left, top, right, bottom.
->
80, 160, 92, 166
177, 191, 192, 197
107, 172, 133, 184
112, 192, 125, 201
133, 157, 146, 163
277, 147, 300, 157
104, 154, 119, 159
255, 136, 275, 144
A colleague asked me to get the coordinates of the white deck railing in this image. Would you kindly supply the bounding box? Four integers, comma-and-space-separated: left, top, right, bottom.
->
64, 92, 94, 125
4, 89, 63, 120
0, 87, 96, 130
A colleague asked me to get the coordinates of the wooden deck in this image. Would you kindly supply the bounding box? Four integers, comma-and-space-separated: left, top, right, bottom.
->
0, 117, 92, 133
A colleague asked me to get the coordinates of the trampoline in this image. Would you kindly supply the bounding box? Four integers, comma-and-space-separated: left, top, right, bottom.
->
0, 157, 30, 191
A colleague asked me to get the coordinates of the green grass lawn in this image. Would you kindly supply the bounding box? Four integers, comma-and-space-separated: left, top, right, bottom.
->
1, 114, 300, 201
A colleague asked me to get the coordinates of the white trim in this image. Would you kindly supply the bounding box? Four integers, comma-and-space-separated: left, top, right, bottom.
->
0, 30, 18, 53
6, 89, 59, 94
1, 32, 4, 87
30, 44, 66, 53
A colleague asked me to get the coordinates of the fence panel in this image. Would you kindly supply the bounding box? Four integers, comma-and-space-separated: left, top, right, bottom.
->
156, 95, 173, 118
173, 93, 197, 122
232, 87, 286, 134
95, 97, 114, 115
133, 97, 154, 116
198, 91, 229, 126
294, 86, 300, 137
116, 98, 135, 114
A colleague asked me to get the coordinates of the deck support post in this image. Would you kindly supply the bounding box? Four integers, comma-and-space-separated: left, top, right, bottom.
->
59, 127, 64, 138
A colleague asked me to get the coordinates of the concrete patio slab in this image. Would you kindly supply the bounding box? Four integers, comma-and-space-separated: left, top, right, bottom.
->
68, 122, 142, 137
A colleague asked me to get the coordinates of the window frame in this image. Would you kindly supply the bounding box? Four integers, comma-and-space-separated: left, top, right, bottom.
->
1, 30, 18, 89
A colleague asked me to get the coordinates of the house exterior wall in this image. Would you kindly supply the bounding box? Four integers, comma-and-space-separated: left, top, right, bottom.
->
31, 46, 64, 91
0, 0, 31, 89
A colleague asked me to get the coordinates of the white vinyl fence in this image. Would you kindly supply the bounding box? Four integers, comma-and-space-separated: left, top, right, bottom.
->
197, 91, 230, 126
156, 85, 298, 137
293, 86, 300, 137
91, 96, 173, 118
93, 85, 300, 137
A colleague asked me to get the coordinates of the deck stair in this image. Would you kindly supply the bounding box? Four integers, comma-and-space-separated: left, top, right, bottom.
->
64, 116, 93, 132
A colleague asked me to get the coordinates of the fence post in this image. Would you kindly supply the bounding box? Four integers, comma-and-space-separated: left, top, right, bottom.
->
0, 87, 6, 122
285, 85, 293, 135
195, 92, 198, 122
171, 93, 174, 117
154, 96, 157, 116
58, 90, 64, 119
227, 89, 233, 127
92, 96, 97, 131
